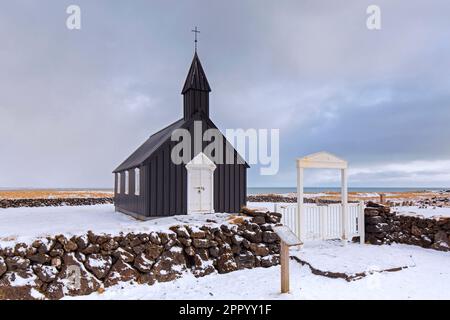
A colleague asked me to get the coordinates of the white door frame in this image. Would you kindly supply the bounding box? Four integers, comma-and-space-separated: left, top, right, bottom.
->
296, 151, 349, 242
186, 152, 216, 214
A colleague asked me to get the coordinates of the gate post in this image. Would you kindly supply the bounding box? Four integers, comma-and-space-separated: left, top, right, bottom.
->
297, 166, 305, 241
358, 201, 365, 244
341, 168, 348, 240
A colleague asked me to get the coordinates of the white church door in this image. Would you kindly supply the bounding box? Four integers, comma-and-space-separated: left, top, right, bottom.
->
186, 153, 216, 214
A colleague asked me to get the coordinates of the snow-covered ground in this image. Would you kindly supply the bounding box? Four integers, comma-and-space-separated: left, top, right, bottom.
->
0, 204, 240, 247
393, 206, 450, 219
0, 204, 449, 299
66, 242, 450, 300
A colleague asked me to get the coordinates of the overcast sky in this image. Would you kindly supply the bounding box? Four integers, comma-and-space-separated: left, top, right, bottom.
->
1, 0, 450, 188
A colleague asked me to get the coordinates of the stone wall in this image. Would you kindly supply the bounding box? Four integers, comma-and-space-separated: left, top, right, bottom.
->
0, 198, 114, 209
365, 202, 450, 251
0, 209, 281, 300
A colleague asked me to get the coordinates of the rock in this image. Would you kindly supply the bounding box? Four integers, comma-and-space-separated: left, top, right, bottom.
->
64, 240, 78, 252
45, 253, 102, 299
6, 256, 30, 272
262, 231, 279, 243
236, 251, 255, 269
138, 273, 156, 285
104, 260, 139, 287
209, 246, 220, 258
84, 254, 112, 279
192, 239, 211, 248
49, 249, 64, 257
101, 238, 118, 252
112, 248, 135, 263
265, 213, 281, 224
432, 241, 450, 251
432, 231, 450, 251
366, 216, 384, 224
0, 257, 7, 277
249, 243, 270, 257
33, 265, 59, 283
134, 253, 155, 273
145, 243, 164, 260
82, 244, 100, 255
191, 254, 216, 278
411, 225, 422, 237
260, 255, 280, 268
242, 229, 262, 243
251, 216, 266, 225
215, 253, 238, 274
158, 232, 170, 245
149, 232, 161, 245
184, 246, 195, 256
434, 231, 449, 243
74, 235, 89, 250
178, 237, 192, 247
231, 234, 244, 245
152, 246, 186, 282
14, 243, 28, 257
95, 235, 110, 245
28, 253, 51, 264
51, 257, 62, 269
260, 224, 273, 232
366, 223, 390, 233
171, 226, 190, 238
189, 227, 206, 239
0, 269, 39, 300
132, 244, 146, 255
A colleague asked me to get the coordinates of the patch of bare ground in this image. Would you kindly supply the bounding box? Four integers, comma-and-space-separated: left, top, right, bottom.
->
290, 255, 411, 281
0, 190, 113, 200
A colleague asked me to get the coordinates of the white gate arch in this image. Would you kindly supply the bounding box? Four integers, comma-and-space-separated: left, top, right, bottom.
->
289, 151, 365, 244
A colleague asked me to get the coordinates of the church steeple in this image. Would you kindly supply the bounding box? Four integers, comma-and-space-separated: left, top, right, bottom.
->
182, 52, 211, 120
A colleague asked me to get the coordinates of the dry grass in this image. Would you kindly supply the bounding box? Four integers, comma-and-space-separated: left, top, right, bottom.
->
228, 215, 246, 224
0, 190, 113, 200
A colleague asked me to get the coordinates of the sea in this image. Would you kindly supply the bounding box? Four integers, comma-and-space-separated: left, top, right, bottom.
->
246, 187, 449, 195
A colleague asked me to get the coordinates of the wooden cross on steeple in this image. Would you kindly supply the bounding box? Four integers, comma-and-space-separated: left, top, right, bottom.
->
191, 26, 200, 52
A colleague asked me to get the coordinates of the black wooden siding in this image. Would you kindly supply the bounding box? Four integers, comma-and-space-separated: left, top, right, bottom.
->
114, 118, 247, 217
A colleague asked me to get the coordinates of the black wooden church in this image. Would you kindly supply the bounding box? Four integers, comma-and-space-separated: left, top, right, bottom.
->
113, 52, 249, 219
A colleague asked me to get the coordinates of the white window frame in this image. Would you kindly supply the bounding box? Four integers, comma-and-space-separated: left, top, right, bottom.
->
117, 173, 121, 194
135, 168, 140, 196
125, 171, 129, 195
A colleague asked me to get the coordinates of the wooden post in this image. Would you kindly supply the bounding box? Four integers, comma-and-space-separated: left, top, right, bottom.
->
274, 226, 303, 295
280, 241, 290, 293
379, 193, 386, 204
358, 201, 365, 244
341, 168, 348, 240
297, 165, 304, 241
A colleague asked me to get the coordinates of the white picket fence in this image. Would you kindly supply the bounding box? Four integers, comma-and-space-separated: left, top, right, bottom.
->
274, 202, 365, 243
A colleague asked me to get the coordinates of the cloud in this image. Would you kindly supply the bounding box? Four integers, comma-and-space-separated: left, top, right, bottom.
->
0, 1, 449, 188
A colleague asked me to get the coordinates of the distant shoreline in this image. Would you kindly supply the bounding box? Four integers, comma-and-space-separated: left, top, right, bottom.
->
1, 187, 449, 194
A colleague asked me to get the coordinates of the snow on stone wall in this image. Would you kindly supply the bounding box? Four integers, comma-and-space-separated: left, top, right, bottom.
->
365, 202, 450, 251
0, 209, 281, 300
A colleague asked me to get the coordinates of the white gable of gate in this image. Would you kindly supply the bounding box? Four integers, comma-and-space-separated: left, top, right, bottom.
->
297, 151, 348, 169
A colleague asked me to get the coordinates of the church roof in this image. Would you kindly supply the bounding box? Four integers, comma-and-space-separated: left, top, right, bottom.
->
113, 119, 185, 172
181, 53, 211, 94
113, 116, 249, 173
